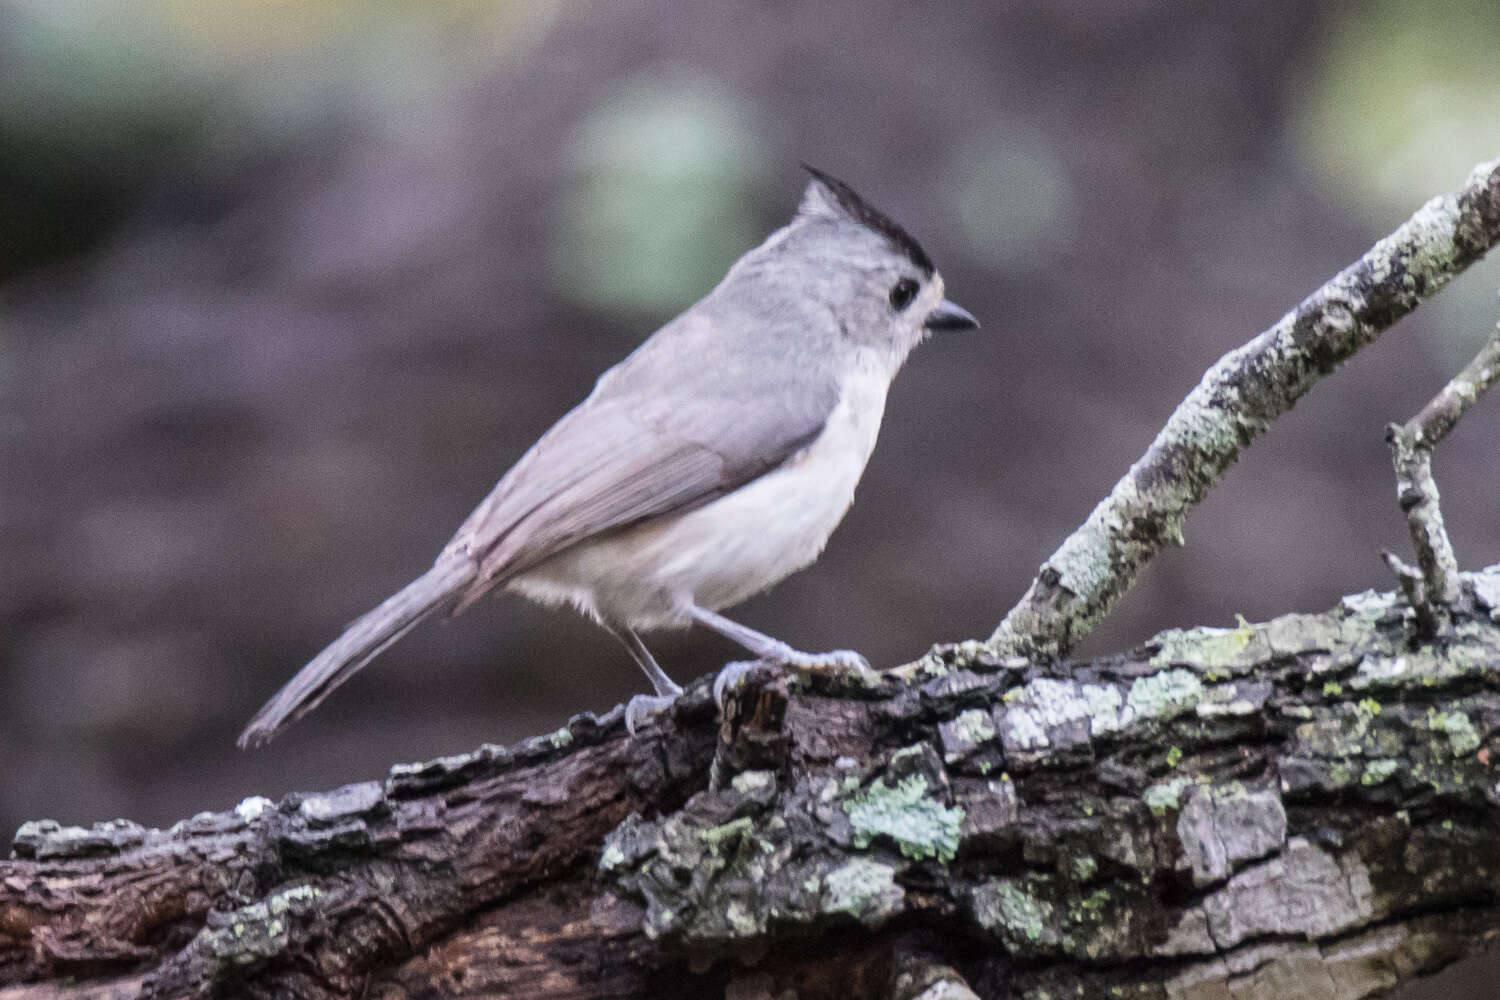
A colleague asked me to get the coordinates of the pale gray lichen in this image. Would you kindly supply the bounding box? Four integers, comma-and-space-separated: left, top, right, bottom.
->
1340, 589, 1400, 621
598, 842, 628, 871
843, 774, 964, 863
1081, 683, 1128, 735
1003, 703, 1051, 750
822, 857, 904, 925
724, 900, 759, 937
939, 708, 997, 762
1144, 776, 1196, 816
1470, 566, 1500, 616
999, 677, 1129, 751
1126, 669, 1205, 720
234, 796, 274, 823
730, 770, 776, 798
297, 781, 382, 824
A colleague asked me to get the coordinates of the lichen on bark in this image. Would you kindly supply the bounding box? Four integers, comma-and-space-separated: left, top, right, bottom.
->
986, 156, 1500, 662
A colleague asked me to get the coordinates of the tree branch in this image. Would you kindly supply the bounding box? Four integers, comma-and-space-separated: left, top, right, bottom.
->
5, 569, 1500, 999
986, 155, 1500, 660
1386, 305, 1500, 628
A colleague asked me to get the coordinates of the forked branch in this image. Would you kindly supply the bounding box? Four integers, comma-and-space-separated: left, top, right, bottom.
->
986, 156, 1500, 661
1385, 305, 1500, 630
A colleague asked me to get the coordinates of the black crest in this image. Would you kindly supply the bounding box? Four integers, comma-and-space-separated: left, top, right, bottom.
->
800, 164, 934, 277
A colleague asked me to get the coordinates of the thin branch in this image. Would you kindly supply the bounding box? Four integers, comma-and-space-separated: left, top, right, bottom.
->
1386, 308, 1500, 629
1382, 549, 1438, 636
1386, 310, 1500, 627
984, 155, 1500, 660
1406, 310, 1500, 443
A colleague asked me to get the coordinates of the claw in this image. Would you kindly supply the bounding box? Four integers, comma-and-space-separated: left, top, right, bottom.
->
624, 692, 677, 735
713, 659, 767, 710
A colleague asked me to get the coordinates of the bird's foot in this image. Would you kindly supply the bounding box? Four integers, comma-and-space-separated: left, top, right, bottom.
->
778, 646, 874, 678
624, 692, 679, 735
713, 649, 877, 709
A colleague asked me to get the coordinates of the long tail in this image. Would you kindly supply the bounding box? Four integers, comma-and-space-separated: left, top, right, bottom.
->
238, 554, 479, 748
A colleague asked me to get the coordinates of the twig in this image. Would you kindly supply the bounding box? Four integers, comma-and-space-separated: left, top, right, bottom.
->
1385, 309, 1500, 628
984, 156, 1500, 660
1382, 549, 1438, 636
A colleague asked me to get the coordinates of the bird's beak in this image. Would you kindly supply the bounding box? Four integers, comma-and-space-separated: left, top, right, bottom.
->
923, 298, 980, 332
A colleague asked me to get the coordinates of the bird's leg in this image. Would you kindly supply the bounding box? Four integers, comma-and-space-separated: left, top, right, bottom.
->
689, 605, 875, 706
603, 624, 683, 734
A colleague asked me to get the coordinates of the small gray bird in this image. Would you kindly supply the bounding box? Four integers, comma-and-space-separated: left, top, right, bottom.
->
239, 167, 977, 748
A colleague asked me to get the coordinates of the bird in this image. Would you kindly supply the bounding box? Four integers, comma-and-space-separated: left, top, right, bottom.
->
238, 165, 977, 748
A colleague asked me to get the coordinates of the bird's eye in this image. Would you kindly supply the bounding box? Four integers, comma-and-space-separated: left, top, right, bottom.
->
888, 277, 919, 311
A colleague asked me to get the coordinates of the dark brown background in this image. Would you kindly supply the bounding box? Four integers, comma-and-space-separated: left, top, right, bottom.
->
2, 1, 1498, 993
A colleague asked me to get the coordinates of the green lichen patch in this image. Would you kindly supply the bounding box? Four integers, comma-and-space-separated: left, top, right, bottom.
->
971, 875, 1149, 960
1428, 709, 1482, 757
843, 774, 964, 863
1148, 618, 1268, 674
701, 817, 755, 855
195, 884, 323, 972
971, 878, 1054, 950
1361, 759, 1400, 785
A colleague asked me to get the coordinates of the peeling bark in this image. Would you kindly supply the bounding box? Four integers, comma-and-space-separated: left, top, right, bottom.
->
987, 155, 1500, 660
5, 568, 1500, 999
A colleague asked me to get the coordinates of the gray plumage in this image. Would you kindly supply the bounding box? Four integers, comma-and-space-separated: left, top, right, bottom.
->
239, 167, 976, 748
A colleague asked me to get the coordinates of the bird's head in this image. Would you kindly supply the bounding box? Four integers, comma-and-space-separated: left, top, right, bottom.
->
758, 165, 978, 361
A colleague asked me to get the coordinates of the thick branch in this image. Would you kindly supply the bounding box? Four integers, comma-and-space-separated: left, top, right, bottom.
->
988, 156, 1500, 660
5, 568, 1500, 999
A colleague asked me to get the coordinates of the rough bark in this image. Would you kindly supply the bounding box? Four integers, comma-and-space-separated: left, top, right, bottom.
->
1385, 319, 1500, 629
5, 567, 1500, 1000
987, 155, 1500, 660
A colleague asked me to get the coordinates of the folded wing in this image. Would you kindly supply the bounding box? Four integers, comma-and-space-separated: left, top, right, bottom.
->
445, 315, 839, 607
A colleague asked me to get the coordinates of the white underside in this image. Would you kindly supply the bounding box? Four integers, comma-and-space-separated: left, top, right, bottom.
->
506, 347, 898, 630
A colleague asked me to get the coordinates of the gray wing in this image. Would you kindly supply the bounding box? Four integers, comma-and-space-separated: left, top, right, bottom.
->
445, 313, 839, 604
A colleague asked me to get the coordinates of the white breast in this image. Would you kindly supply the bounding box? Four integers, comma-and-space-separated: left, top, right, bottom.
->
508, 349, 896, 630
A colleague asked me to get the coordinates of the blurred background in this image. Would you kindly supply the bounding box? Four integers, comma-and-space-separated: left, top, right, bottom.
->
2, 1, 1499, 991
